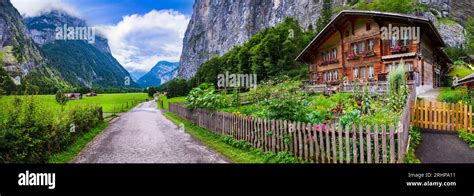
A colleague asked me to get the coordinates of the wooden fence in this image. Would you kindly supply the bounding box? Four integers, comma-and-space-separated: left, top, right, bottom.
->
168, 88, 415, 163
411, 100, 473, 132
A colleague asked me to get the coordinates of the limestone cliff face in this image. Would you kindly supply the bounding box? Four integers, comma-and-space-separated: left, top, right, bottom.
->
0, 0, 44, 77
178, 0, 348, 79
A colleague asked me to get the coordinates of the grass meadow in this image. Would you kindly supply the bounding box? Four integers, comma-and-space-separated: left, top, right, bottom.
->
0, 93, 148, 114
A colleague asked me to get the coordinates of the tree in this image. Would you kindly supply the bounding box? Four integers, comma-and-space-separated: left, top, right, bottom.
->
445, 47, 467, 62
356, 0, 415, 14
76, 86, 92, 94
465, 17, 474, 55
315, 0, 333, 34
55, 90, 68, 110
237, 45, 252, 74
0, 67, 17, 95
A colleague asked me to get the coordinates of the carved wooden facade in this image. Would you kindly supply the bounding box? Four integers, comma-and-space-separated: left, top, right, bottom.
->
296, 10, 452, 91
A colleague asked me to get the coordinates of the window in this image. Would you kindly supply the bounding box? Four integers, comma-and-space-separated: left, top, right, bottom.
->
390, 34, 399, 47
406, 62, 414, 72
367, 40, 374, 51
366, 23, 371, 31
323, 72, 327, 81
354, 68, 359, 78
351, 42, 366, 55
361, 67, 366, 79
368, 66, 374, 78
334, 70, 339, 80
402, 30, 410, 46
386, 63, 394, 72
328, 72, 332, 81
357, 42, 365, 54
332, 48, 337, 59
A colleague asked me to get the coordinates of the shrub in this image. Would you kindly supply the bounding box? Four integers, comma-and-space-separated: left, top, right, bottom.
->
55, 90, 68, 107
438, 87, 471, 104
405, 126, 422, 163
186, 83, 227, 110
459, 129, 474, 148
266, 92, 307, 122
0, 96, 102, 163
339, 109, 361, 127
387, 61, 409, 112
231, 88, 240, 107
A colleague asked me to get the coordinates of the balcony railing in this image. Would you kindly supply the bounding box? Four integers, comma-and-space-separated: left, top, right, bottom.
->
303, 81, 389, 95
304, 79, 416, 95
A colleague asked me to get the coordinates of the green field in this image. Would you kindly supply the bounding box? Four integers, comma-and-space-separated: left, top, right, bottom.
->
0, 93, 148, 113
157, 94, 186, 109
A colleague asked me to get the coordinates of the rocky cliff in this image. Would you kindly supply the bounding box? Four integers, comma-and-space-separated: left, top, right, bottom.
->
0, 0, 44, 77
178, 0, 349, 79
0, 0, 68, 94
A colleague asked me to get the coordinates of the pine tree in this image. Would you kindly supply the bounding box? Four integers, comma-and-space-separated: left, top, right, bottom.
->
465, 17, 474, 55
315, 0, 333, 34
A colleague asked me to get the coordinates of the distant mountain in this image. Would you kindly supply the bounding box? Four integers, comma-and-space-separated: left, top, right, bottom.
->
25, 10, 139, 88
0, 0, 68, 94
129, 70, 147, 82
137, 61, 178, 88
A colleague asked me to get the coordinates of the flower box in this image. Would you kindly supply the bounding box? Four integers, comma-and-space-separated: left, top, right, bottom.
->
320, 59, 339, 66
390, 46, 408, 54
390, 46, 402, 53
329, 59, 339, 64
347, 53, 359, 61
362, 50, 375, 57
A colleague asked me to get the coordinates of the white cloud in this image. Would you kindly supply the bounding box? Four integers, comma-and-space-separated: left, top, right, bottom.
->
97, 10, 189, 73
11, 0, 80, 17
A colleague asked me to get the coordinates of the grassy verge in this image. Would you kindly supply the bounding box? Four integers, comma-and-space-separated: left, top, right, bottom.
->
405, 126, 422, 163
158, 94, 186, 109
459, 129, 474, 148
163, 112, 300, 163
48, 121, 109, 163
449, 65, 474, 79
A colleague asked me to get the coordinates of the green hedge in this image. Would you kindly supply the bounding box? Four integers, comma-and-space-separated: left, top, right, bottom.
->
0, 96, 102, 163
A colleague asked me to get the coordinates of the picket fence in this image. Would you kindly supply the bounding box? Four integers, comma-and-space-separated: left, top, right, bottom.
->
411, 100, 473, 132
168, 88, 415, 163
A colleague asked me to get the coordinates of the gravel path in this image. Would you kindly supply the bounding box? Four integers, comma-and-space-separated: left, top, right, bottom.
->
72, 101, 229, 163
416, 131, 474, 163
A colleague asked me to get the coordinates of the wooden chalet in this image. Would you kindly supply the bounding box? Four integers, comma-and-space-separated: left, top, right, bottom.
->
296, 10, 452, 94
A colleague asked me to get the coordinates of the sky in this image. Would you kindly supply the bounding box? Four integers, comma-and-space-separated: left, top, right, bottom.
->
11, 0, 195, 73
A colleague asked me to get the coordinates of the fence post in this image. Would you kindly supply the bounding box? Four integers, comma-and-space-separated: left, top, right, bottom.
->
469, 105, 473, 133
97, 107, 103, 121
464, 103, 468, 131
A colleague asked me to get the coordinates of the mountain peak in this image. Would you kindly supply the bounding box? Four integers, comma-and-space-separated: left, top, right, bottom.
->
137, 61, 179, 88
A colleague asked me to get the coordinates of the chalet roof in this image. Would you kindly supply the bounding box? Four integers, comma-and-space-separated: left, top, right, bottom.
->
296, 10, 447, 63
